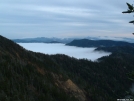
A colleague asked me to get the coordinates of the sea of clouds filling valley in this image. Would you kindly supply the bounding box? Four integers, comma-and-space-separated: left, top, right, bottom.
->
18, 43, 111, 61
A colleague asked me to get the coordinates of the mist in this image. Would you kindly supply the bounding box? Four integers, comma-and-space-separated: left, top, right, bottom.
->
18, 43, 111, 61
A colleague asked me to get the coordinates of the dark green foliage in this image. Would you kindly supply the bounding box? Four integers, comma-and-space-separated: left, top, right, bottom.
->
66, 39, 134, 47
123, 2, 134, 34
122, 3, 134, 13
0, 35, 78, 101
50, 52, 134, 100
95, 45, 134, 55
0, 35, 134, 101
126, 3, 134, 11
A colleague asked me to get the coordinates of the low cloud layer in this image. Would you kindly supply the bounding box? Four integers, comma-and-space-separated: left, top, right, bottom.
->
18, 43, 111, 61
0, 0, 134, 39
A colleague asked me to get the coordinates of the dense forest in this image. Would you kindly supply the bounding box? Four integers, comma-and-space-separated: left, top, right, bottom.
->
66, 39, 134, 47
0, 35, 134, 101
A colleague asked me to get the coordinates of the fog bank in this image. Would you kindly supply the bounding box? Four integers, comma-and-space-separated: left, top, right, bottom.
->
18, 43, 111, 61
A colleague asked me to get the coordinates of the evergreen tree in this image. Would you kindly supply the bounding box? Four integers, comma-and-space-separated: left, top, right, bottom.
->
122, 2, 134, 35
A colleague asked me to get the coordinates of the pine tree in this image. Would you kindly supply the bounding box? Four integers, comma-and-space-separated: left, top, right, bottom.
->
122, 2, 134, 35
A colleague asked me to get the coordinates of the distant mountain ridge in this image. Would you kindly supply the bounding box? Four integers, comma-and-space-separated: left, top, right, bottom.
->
1, 35, 134, 101
12, 36, 134, 43
12, 37, 75, 43
66, 39, 134, 47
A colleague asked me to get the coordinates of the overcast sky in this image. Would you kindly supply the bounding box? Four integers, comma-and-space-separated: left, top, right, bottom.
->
0, 0, 134, 39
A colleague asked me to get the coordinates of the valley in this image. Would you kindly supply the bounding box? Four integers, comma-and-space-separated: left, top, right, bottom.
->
18, 43, 111, 61
0, 35, 134, 101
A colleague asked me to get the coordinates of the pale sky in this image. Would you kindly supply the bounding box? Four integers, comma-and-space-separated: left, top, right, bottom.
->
0, 0, 134, 39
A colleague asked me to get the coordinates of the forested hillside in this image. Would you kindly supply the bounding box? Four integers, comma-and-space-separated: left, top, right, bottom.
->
66, 39, 134, 47
0, 35, 134, 101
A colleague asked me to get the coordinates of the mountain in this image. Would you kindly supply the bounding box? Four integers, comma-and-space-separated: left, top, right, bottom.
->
12, 37, 75, 43
0, 35, 81, 101
95, 45, 134, 55
0, 35, 134, 101
85, 36, 134, 43
12, 36, 134, 44
66, 39, 134, 47
48, 41, 61, 43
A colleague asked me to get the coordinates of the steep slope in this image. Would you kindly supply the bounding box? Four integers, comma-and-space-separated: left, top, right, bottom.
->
0, 35, 134, 101
0, 35, 83, 101
95, 45, 134, 55
66, 39, 134, 47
